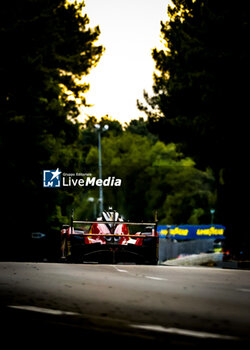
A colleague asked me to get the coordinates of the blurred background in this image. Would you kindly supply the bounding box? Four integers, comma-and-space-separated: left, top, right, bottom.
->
0, 0, 249, 261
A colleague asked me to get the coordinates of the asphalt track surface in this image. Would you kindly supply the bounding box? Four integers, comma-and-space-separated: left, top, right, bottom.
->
1, 262, 250, 348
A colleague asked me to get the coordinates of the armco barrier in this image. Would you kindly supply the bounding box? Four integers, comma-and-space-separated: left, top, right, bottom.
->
159, 238, 214, 262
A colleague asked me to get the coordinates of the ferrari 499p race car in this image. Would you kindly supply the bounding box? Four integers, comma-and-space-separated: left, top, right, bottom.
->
61, 208, 159, 264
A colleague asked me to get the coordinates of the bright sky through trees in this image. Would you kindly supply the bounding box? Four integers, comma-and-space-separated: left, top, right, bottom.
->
79, 0, 172, 124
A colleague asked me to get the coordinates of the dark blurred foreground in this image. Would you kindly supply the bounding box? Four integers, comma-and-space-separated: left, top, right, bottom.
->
1, 262, 250, 348
1, 306, 246, 349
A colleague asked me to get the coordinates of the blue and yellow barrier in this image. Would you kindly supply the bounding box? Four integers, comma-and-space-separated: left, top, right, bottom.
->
158, 225, 225, 239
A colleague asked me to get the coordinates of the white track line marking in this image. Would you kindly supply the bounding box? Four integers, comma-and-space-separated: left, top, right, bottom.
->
114, 266, 128, 273
145, 276, 167, 281
131, 324, 239, 340
8, 305, 79, 316
237, 288, 250, 293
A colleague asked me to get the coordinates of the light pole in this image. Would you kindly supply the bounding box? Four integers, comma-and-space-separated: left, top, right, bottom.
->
210, 209, 215, 225
95, 124, 109, 215
88, 197, 97, 219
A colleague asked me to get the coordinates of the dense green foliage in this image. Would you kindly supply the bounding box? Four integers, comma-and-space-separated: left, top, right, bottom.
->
77, 117, 215, 224
0, 0, 103, 257
138, 0, 249, 253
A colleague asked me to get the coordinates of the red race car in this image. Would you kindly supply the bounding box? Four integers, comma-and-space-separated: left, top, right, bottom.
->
61, 208, 159, 264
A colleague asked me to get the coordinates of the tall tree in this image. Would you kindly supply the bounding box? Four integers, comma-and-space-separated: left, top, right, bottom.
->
0, 0, 103, 257
84, 130, 215, 223
138, 0, 249, 254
